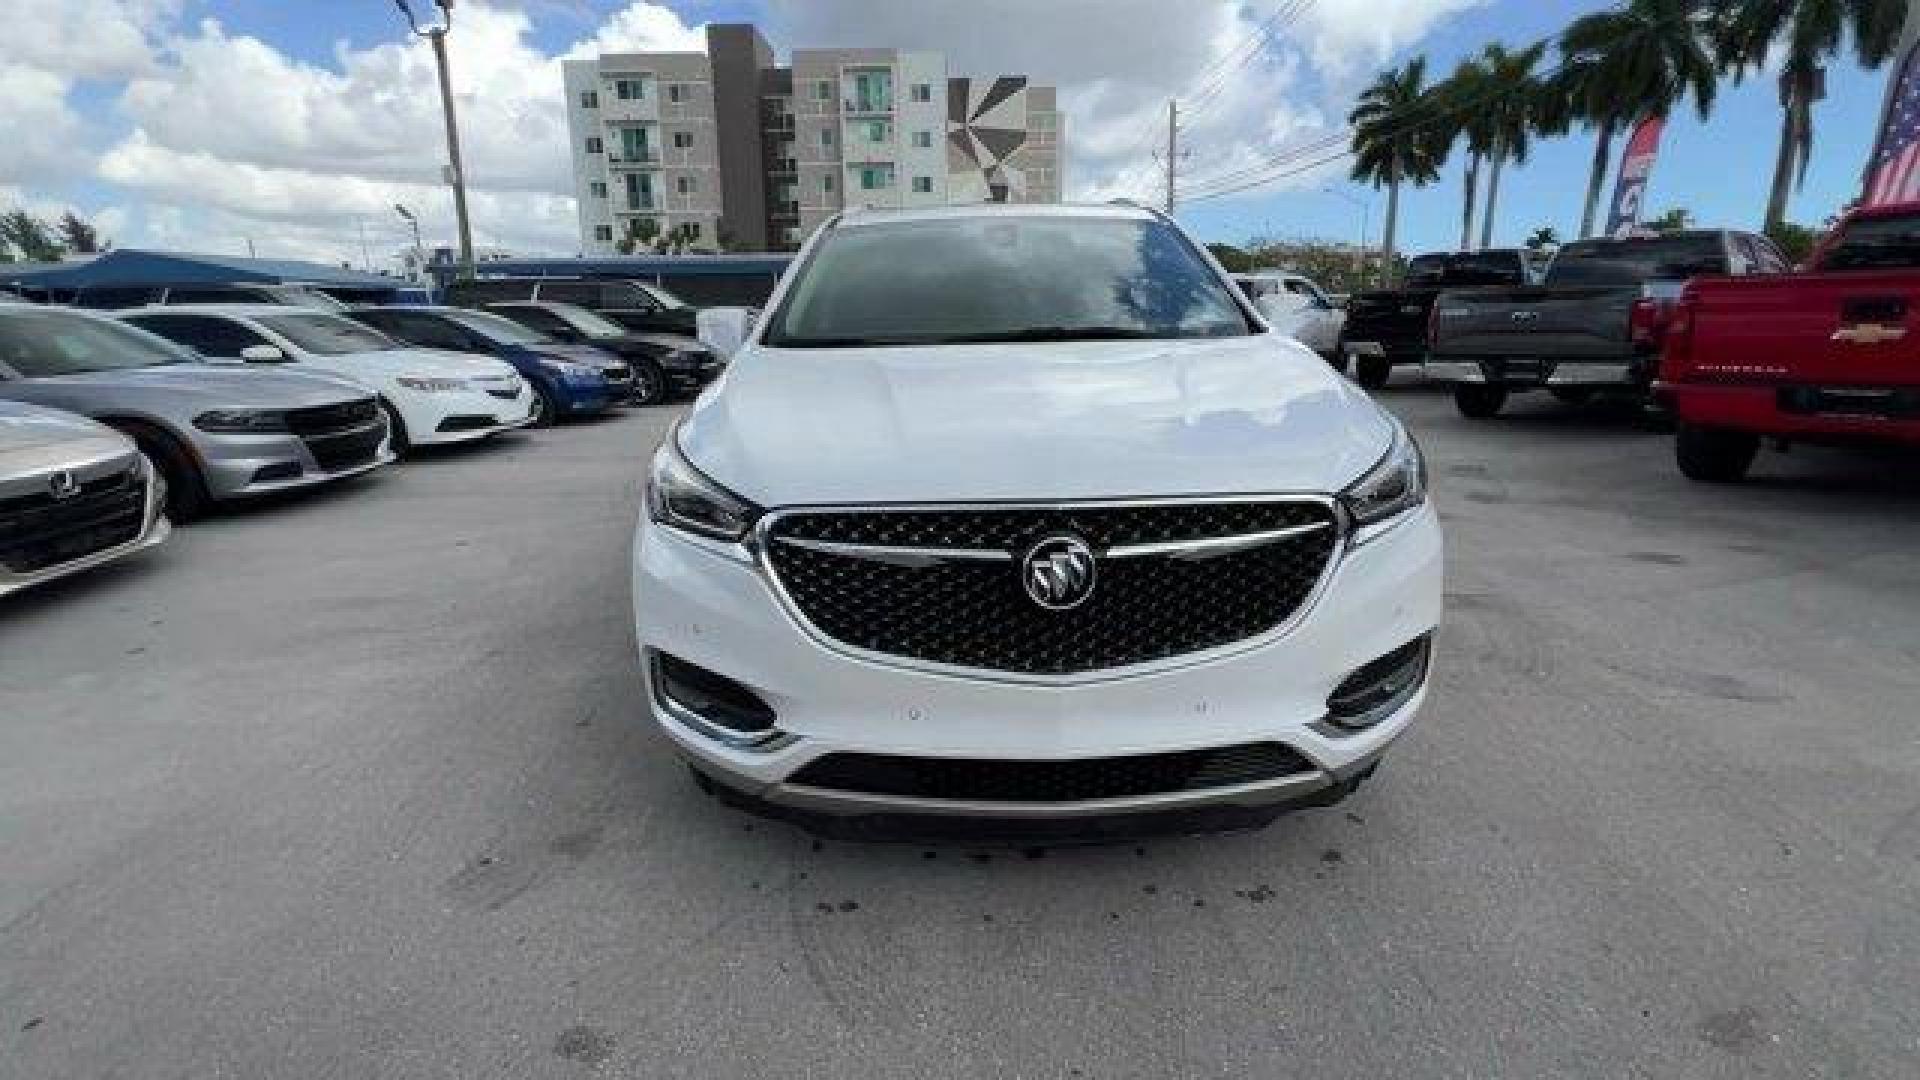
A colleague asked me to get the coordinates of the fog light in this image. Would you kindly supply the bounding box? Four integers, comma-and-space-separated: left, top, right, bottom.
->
250, 461, 303, 483
649, 652, 785, 748
1325, 635, 1430, 732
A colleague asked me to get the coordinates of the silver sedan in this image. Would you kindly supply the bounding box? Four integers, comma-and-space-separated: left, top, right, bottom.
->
0, 400, 169, 598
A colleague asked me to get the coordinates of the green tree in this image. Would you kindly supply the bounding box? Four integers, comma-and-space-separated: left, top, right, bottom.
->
1349, 57, 1444, 285
1473, 41, 1550, 251
0, 211, 64, 263
1206, 242, 1254, 273
616, 217, 660, 255
1765, 219, 1820, 263
57, 211, 105, 254
1554, 0, 1720, 239
1433, 56, 1495, 251
1716, 0, 1904, 232
1526, 225, 1560, 250
1646, 205, 1694, 230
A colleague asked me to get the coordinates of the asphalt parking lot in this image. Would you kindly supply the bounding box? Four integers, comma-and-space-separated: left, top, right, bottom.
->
5, 382, 1920, 1079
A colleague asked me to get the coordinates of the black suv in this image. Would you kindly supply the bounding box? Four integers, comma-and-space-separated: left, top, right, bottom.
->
446, 277, 701, 338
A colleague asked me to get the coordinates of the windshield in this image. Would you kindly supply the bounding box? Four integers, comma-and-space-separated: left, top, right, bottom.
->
0, 311, 194, 375
547, 304, 628, 339
639, 282, 689, 309
1445, 251, 1524, 285
445, 309, 555, 345
1822, 214, 1920, 271
766, 214, 1252, 347
1547, 237, 1726, 286
257, 311, 397, 355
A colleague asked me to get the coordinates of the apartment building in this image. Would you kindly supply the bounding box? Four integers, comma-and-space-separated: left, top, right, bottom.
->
564, 24, 1064, 254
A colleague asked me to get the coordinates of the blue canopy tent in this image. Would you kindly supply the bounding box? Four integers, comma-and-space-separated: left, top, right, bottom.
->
432, 254, 794, 307
1, 249, 406, 304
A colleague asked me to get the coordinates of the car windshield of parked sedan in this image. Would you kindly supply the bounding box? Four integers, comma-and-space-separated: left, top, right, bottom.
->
256, 311, 397, 355
638, 282, 690, 310
1821, 213, 1920, 271
444, 309, 555, 346
545, 304, 630, 339
1546, 237, 1728, 286
0, 311, 195, 376
765, 214, 1255, 347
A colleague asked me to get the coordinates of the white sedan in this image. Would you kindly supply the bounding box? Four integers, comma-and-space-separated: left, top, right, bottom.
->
119, 305, 535, 451
1232, 272, 1346, 358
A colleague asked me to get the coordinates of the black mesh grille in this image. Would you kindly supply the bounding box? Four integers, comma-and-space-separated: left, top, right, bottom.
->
304, 419, 387, 472
766, 501, 1338, 675
0, 467, 146, 572
787, 743, 1313, 803
285, 398, 379, 437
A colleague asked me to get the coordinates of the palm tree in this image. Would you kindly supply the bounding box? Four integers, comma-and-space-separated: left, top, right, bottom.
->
1717, 0, 1904, 232
1349, 57, 1444, 285
1556, 0, 1721, 238
1472, 41, 1549, 250
1434, 57, 1496, 250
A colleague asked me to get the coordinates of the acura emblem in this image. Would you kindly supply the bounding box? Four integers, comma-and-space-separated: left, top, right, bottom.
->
47, 470, 80, 500
1021, 535, 1096, 610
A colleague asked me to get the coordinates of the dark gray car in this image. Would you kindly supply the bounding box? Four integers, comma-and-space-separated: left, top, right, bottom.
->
1, 400, 169, 597
0, 306, 393, 521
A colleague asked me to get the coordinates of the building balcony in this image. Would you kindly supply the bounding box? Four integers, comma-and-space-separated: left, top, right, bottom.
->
606, 151, 661, 169
843, 99, 894, 116
761, 112, 795, 132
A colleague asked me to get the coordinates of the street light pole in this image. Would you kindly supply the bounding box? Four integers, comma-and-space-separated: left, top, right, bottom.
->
396, 0, 474, 279
394, 204, 426, 282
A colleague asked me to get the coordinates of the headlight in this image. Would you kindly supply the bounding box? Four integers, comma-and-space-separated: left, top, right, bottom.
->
192, 409, 288, 433
646, 436, 759, 543
395, 376, 469, 392
1340, 425, 1426, 543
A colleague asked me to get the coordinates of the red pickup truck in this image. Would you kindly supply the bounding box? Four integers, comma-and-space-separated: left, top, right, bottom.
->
1659, 203, 1920, 482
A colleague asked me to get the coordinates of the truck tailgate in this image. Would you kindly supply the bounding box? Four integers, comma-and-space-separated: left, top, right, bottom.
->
1343, 288, 1438, 347
1432, 286, 1634, 357
1684, 273, 1918, 388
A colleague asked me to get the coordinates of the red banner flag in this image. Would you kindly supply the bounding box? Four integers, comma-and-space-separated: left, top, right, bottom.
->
1604, 116, 1666, 237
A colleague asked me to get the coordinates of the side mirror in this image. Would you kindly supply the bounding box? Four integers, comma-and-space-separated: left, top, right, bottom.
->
240, 344, 287, 363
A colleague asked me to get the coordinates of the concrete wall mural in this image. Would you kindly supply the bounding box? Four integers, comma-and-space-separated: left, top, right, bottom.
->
948, 76, 1031, 203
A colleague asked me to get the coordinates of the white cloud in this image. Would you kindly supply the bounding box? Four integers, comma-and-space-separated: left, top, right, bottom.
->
0, 65, 90, 186
10, 0, 178, 79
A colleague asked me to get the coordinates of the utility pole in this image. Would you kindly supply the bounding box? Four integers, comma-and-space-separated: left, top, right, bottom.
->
397, 1, 474, 279
1164, 100, 1178, 215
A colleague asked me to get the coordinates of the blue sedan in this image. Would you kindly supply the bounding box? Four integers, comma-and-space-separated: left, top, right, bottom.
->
346, 305, 616, 425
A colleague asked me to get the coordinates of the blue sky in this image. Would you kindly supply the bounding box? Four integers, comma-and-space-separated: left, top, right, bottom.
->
4, 0, 1899, 264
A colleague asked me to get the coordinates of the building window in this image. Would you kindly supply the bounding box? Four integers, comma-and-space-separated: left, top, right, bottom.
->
589, 180, 607, 198
672, 130, 693, 149
911, 83, 931, 103
913, 130, 932, 149
585, 136, 603, 154
668, 83, 686, 104
858, 166, 893, 190
594, 225, 613, 243
681, 221, 702, 241
613, 78, 646, 101
579, 90, 599, 109
676, 175, 696, 195
823, 174, 835, 192
815, 80, 832, 101
865, 120, 888, 143
912, 176, 933, 193
820, 127, 834, 147
625, 172, 654, 210
619, 126, 653, 162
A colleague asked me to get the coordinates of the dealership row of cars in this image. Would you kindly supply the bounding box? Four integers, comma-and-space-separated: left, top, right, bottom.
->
0, 287, 725, 599
1337, 201, 1920, 484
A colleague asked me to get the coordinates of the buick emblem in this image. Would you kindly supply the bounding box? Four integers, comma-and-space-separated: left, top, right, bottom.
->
47, 470, 80, 501
1021, 535, 1096, 610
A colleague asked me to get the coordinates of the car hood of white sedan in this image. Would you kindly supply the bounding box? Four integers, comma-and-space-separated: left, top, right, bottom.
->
318, 348, 515, 380
678, 333, 1396, 506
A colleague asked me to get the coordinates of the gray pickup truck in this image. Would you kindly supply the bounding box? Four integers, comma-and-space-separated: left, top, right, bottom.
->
1425, 230, 1787, 418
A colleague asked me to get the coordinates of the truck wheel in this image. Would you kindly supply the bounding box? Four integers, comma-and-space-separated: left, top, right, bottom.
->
1550, 388, 1595, 405
1675, 425, 1758, 483
1453, 385, 1509, 419
630, 359, 669, 406
1355, 355, 1392, 390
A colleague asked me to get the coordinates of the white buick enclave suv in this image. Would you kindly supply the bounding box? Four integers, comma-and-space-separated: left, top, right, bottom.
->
633, 203, 1442, 841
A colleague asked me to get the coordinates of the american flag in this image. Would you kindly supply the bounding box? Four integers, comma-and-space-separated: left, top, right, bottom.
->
1866, 8, 1920, 206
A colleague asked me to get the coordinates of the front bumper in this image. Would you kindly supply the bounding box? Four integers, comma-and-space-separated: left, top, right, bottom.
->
0, 457, 171, 599
197, 421, 395, 501
404, 384, 537, 445
632, 502, 1442, 832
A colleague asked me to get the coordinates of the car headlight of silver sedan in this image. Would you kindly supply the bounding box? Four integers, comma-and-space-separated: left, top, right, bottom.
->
1340, 425, 1427, 544
647, 436, 759, 544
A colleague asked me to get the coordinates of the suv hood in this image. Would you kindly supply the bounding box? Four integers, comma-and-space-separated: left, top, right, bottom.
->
679, 334, 1395, 506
